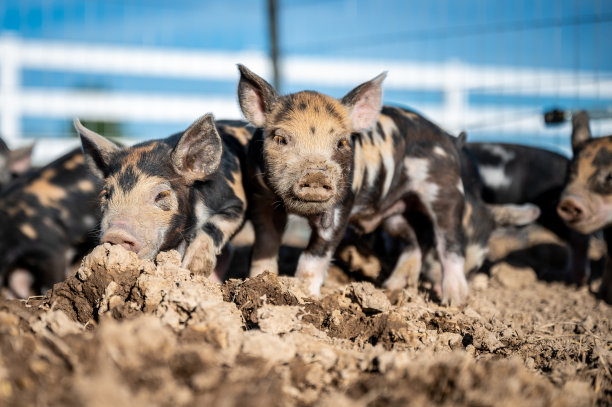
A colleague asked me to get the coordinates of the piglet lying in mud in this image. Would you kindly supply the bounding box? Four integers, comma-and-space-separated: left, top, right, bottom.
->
75, 114, 252, 281
238, 65, 492, 304
0, 149, 100, 298
557, 111, 612, 302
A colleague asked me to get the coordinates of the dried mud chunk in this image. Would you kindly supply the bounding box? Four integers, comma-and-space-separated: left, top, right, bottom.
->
46, 244, 151, 324
241, 331, 296, 364
30, 310, 84, 336
222, 272, 300, 326
73, 317, 194, 407
349, 282, 390, 313
346, 353, 593, 406
257, 304, 302, 335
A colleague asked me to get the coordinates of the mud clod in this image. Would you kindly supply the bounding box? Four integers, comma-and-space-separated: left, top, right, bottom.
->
0, 243, 610, 406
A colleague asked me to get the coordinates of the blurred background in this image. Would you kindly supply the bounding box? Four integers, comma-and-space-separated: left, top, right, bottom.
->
0, 0, 611, 164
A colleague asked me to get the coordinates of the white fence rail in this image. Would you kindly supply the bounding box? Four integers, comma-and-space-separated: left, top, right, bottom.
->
1, 35, 612, 163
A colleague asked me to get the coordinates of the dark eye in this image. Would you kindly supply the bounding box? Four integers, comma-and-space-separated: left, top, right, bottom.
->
100, 189, 110, 201
606, 173, 612, 182
273, 134, 287, 145
337, 138, 349, 149
155, 190, 171, 202
155, 190, 172, 210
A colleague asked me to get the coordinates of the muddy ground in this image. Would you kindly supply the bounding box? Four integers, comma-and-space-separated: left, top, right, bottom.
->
0, 224, 611, 406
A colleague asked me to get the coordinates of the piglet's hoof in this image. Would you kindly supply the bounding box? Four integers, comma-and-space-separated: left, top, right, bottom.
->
441, 273, 468, 306
182, 234, 216, 277
295, 269, 323, 298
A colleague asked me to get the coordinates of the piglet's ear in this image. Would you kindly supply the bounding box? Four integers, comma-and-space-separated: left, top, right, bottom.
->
172, 114, 222, 183
237, 64, 279, 127
74, 118, 119, 179
8, 143, 34, 176
341, 71, 386, 132
571, 111, 592, 153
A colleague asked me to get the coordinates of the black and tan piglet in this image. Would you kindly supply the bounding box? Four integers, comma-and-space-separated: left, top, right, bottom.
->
0, 149, 100, 298
557, 111, 612, 302
75, 114, 251, 279
238, 64, 472, 304
467, 141, 589, 284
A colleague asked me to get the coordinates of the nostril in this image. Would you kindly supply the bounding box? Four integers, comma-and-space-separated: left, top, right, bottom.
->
102, 231, 140, 253
558, 198, 585, 221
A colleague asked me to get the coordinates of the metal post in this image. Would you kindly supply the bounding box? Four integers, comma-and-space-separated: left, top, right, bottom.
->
268, 0, 281, 91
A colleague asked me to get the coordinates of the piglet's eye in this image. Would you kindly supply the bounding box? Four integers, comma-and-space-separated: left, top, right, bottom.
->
273, 134, 287, 145
100, 190, 110, 201
155, 190, 171, 202
606, 173, 612, 182
337, 138, 349, 149
155, 190, 172, 211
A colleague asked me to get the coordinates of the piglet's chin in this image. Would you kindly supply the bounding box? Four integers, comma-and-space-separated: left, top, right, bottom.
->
567, 215, 608, 235
284, 197, 336, 217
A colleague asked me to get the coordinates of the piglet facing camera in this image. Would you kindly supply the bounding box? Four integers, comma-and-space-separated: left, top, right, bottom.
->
238, 64, 473, 305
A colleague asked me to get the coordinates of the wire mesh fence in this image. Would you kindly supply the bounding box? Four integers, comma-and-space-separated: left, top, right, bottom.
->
1, 0, 611, 164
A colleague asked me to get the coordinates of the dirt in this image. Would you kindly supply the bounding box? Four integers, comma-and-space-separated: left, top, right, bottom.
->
0, 242, 611, 406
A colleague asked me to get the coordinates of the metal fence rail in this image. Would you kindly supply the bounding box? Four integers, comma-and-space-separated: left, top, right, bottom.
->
1, 34, 611, 163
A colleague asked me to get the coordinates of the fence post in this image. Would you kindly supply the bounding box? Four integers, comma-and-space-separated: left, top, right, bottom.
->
0, 34, 22, 145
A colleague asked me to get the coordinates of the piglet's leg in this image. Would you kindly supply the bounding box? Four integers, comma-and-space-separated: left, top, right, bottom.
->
431, 192, 468, 305
438, 250, 468, 305
599, 228, 612, 304
249, 204, 288, 277
7, 268, 34, 299
296, 209, 346, 296
382, 214, 423, 290
183, 207, 246, 277
566, 231, 590, 285
182, 231, 216, 277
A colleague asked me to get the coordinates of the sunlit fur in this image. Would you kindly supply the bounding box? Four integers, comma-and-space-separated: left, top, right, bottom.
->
78, 118, 251, 276
99, 172, 182, 259
261, 92, 353, 215
562, 136, 612, 234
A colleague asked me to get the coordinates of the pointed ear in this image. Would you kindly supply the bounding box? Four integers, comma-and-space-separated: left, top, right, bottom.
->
571, 111, 592, 152
341, 71, 386, 132
74, 118, 119, 179
8, 143, 34, 175
172, 114, 222, 183
456, 131, 467, 148
237, 64, 279, 127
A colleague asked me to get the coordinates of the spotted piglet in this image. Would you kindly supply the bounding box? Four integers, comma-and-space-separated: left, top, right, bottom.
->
0, 149, 101, 298
237, 65, 471, 304
75, 114, 251, 280
557, 111, 612, 302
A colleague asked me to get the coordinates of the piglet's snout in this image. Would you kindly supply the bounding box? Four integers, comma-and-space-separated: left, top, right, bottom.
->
293, 170, 335, 202
557, 196, 586, 223
101, 229, 141, 253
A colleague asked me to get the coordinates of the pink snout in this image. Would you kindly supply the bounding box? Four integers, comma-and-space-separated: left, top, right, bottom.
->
293, 171, 334, 202
101, 229, 141, 253
557, 196, 587, 224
